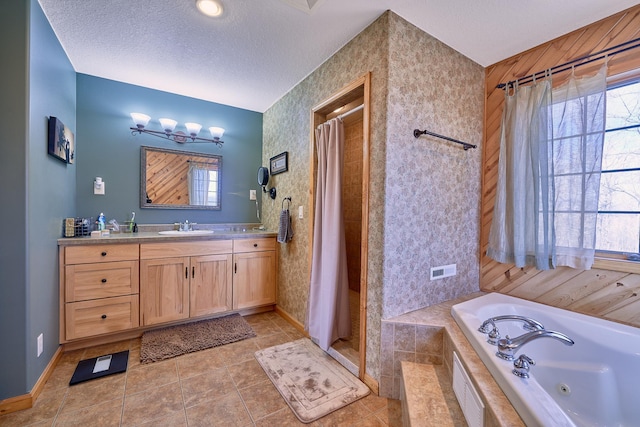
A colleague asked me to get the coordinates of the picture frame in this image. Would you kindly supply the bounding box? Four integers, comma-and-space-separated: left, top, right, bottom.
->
48, 116, 75, 164
270, 151, 288, 175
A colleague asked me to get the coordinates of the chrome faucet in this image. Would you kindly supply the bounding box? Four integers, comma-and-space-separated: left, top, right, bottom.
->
496, 330, 574, 361
478, 315, 545, 345
179, 220, 197, 231
512, 354, 535, 378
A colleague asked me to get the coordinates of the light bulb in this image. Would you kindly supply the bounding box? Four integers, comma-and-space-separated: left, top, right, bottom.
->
130, 113, 150, 129
159, 118, 177, 134
196, 0, 223, 17
209, 127, 225, 140
185, 122, 202, 137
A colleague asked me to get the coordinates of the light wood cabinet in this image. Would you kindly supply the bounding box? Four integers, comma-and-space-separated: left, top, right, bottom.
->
233, 238, 276, 310
140, 256, 190, 325
60, 235, 276, 344
61, 244, 140, 342
140, 240, 233, 326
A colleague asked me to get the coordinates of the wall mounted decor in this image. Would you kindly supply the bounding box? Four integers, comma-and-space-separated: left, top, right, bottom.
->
270, 151, 288, 175
48, 116, 75, 163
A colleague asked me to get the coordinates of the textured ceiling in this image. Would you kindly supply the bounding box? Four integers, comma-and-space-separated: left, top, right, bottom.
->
37, 0, 639, 112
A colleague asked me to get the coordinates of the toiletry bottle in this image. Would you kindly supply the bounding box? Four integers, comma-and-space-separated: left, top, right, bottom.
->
97, 213, 106, 231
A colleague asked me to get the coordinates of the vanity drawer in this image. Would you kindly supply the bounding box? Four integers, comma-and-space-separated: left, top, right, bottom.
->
65, 261, 139, 302
140, 240, 232, 259
65, 295, 139, 340
233, 238, 276, 253
65, 244, 139, 264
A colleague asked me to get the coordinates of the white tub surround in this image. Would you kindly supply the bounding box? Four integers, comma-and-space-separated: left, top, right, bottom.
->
452, 293, 640, 427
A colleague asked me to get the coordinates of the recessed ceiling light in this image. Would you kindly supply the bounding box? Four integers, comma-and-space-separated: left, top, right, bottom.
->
196, 0, 223, 17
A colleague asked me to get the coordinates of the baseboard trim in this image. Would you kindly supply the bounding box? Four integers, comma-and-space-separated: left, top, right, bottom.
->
363, 373, 379, 395
0, 346, 63, 416
274, 305, 309, 336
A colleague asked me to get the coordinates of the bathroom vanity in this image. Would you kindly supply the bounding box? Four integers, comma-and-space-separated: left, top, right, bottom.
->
58, 231, 276, 346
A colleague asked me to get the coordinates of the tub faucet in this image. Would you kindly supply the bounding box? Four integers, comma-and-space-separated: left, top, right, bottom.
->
496, 330, 574, 361
478, 315, 545, 345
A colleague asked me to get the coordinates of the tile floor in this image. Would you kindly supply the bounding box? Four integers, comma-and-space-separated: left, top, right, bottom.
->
0, 311, 401, 427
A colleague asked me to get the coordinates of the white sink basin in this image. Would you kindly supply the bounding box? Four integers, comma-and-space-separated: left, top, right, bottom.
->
158, 230, 214, 236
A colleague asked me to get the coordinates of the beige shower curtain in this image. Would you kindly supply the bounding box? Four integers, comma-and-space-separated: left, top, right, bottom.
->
307, 118, 352, 351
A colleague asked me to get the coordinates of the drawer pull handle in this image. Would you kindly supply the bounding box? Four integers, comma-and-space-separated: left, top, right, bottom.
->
186, 267, 188, 279
101, 251, 107, 256
101, 278, 107, 283
101, 314, 107, 319
192, 266, 195, 278
253, 243, 258, 247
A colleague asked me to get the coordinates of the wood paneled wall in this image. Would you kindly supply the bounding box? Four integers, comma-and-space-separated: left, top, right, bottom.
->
480, 5, 640, 328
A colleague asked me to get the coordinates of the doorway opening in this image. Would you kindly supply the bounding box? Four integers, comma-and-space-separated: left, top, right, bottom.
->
309, 73, 371, 381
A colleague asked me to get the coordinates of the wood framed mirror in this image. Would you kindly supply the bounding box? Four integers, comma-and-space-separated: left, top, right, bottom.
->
140, 146, 222, 210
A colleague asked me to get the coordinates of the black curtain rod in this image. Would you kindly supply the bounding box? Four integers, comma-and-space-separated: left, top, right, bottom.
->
497, 36, 640, 89
413, 129, 477, 150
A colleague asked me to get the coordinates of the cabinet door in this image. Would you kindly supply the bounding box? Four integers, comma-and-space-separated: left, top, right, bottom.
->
190, 254, 233, 317
233, 251, 276, 310
140, 257, 190, 325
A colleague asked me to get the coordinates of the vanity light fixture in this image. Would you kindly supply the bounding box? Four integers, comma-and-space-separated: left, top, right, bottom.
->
196, 0, 223, 17
130, 113, 225, 146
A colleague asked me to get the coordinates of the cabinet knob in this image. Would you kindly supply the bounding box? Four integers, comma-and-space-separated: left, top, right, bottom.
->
101, 278, 107, 283
253, 243, 258, 247
101, 314, 107, 319
101, 251, 107, 256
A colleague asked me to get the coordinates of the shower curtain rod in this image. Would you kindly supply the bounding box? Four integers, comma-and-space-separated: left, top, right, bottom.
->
337, 103, 364, 120
497, 36, 640, 89
413, 128, 477, 150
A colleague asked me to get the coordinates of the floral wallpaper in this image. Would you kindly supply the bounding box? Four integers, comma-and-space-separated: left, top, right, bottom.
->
262, 11, 484, 383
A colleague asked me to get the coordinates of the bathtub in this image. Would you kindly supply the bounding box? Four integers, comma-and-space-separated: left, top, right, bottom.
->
451, 293, 640, 427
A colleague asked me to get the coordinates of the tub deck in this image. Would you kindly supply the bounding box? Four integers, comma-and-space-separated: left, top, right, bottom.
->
382, 292, 525, 427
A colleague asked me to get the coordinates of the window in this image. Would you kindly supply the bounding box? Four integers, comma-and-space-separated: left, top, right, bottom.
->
596, 79, 640, 256
206, 170, 219, 207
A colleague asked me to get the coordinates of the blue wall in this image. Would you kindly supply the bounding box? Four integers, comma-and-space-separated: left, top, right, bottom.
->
76, 75, 263, 225
0, 0, 29, 400
0, 0, 76, 400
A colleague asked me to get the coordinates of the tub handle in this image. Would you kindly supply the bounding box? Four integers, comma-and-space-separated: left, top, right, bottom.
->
512, 354, 535, 378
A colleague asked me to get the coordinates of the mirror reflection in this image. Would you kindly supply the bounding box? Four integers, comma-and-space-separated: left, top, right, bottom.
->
140, 146, 222, 210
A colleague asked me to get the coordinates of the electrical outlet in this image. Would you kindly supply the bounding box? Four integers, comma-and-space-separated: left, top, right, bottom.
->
37, 333, 43, 357
250, 190, 257, 200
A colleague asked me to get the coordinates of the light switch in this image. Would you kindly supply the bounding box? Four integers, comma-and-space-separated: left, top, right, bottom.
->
250, 190, 257, 200
298, 205, 304, 219
94, 177, 105, 195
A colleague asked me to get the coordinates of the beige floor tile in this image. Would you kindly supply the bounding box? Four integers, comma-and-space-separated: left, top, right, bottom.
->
238, 379, 287, 421
253, 407, 322, 427
352, 413, 388, 427
217, 339, 261, 365
0, 386, 66, 426
121, 381, 184, 426
126, 344, 142, 371
136, 411, 187, 427
82, 340, 132, 359
42, 363, 76, 391
226, 358, 268, 389
59, 374, 125, 415
254, 332, 294, 349
176, 347, 225, 379
52, 397, 122, 427
125, 359, 178, 395
185, 390, 252, 427
180, 367, 236, 408
359, 393, 390, 413
249, 320, 283, 336
373, 399, 402, 427
315, 400, 371, 427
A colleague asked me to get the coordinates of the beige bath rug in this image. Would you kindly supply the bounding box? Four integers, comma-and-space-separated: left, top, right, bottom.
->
140, 313, 255, 363
255, 338, 370, 423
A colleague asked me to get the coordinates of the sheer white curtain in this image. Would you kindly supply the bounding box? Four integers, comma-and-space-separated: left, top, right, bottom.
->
307, 118, 351, 351
487, 65, 607, 270
188, 164, 209, 206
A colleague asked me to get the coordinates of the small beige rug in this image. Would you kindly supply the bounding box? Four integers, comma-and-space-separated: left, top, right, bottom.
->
140, 313, 255, 363
255, 338, 370, 423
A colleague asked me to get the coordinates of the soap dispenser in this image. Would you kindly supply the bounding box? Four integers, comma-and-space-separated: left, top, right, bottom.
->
97, 213, 106, 231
